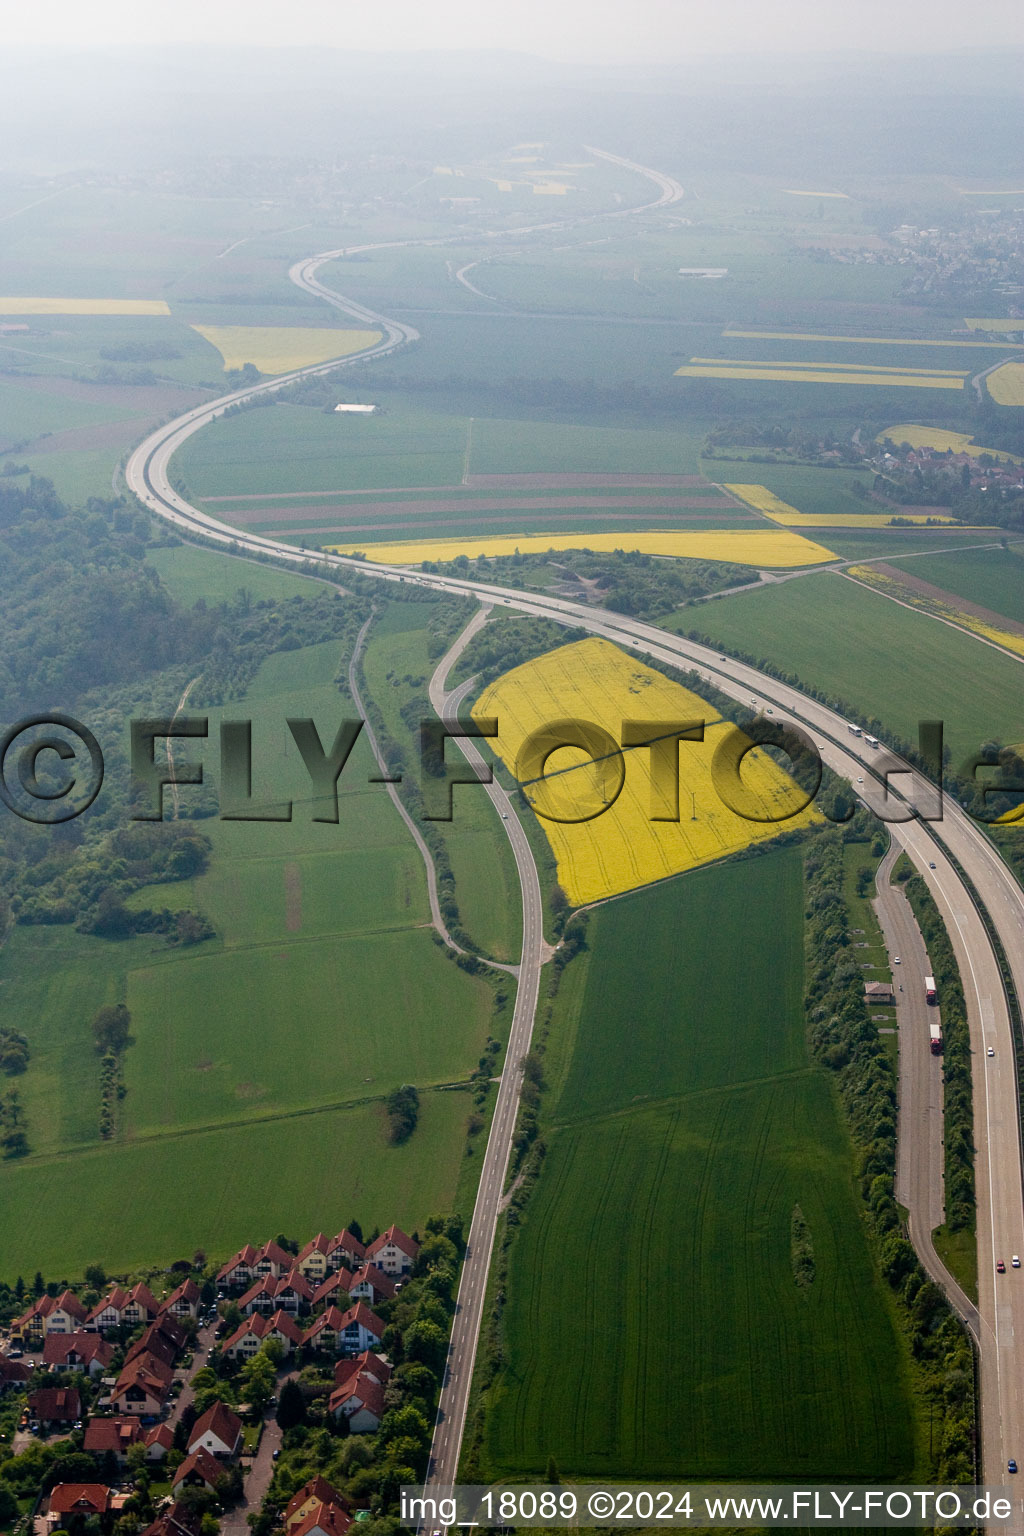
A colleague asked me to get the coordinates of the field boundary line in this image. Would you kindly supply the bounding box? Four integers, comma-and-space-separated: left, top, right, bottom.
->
838, 567, 1024, 666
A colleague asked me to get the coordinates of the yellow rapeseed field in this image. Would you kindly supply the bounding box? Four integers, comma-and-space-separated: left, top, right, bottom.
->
190, 325, 381, 373
473, 638, 823, 904
690, 357, 965, 376
0, 297, 170, 314
723, 329, 1016, 349
724, 484, 959, 528
875, 424, 1023, 463
986, 363, 1024, 407
327, 528, 838, 567
676, 364, 966, 389
846, 566, 1024, 659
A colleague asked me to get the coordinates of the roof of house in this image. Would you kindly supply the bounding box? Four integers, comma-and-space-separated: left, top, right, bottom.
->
50, 1485, 111, 1516
0, 1354, 31, 1386
89, 1285, 131, 1321
328, 1372, 386, 1423
43, 1332, 113, 1370
350, 1263, 397, 1300
365, 1224, 418, 1261
221, 1314, 270, 1354
303, 1305, 346, 1344
290, 1501, 353, 1536
259, 1240, 294, 1270
127, 1282, 159, 1314
266, 1309, 305, 1344
140, 1501, 202, 1536
216, 1243, 259, 1281
333, 1351, 391, 1389
284, 1478, 346, 1523
83, 1417, 142, 1454
161, 1278, 200, 1311
173, 1449, 224, 1490
327, 1229, 366, 1260
28, 1387, 81, 1420
312, 1270, 352, 1306
114, 1351, 174, 1401
145, 1423, 175, 1451
189, 1399, 242, 1453
298, 1234, 331, 1261
338, 1302, 385, 1338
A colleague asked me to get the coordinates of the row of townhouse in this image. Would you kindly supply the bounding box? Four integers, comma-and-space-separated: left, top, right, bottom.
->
237, 1260, 397, 1319
220, 1302, 386, 1363
217, 1225, 418, 1293
13, 1277, 202, 1344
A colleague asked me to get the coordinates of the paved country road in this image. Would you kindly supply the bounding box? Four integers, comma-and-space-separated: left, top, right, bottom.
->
123, 168, 1024, 1522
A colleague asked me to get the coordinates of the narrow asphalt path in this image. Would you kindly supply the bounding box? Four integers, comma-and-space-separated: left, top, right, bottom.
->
421, 608, 550, 1498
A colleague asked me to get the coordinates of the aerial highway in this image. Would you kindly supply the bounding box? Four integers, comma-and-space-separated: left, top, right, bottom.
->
121, 213, 1024, 1507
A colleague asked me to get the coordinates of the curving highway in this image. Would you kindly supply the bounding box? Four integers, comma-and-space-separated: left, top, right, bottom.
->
122, 184, 1024, 1511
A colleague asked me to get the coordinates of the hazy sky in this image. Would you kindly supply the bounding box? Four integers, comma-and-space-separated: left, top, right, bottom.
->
7, 0, 1024, 58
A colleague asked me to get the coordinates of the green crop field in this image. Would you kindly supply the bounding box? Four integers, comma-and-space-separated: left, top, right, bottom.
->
146, 543, 329, 605
885, 542, 1024, 626
0, 636, 498, 1279
176, 404, 470, 496
670, 570, 1024, 765
0, 376, 140, 444
0, 1093, 467, 1282
483, 852, 917, 1480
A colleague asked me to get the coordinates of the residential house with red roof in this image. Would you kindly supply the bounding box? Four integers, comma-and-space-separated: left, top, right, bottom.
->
328, 1364, 386, 1433
28, 1387, 81, 1429
188, 1401, 242, 1460
347, 1264, 396, 1306
110, 1351, 174, 1416
0, 1354, 32, 1392
216, 1244, 260, 1291
43, 1333, 114, 1377
173, 1449, 223, 1495
83, 1417, 143, 1463
49, 1485, 112, 1521
283, 1479, 348, 1530
289, 1502, 352, 1536
160, 1279, 200, 1321
296, 1235, 332, 1284
364, 1225, 418, 1277
311, 1271, 352, 1310
337, 1303, 385, 1355
326, 1230, 365, 1272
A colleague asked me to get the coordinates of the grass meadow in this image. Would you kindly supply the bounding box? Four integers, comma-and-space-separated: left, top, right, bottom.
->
483, 852, 918, 1480
0, 636, 496, 1281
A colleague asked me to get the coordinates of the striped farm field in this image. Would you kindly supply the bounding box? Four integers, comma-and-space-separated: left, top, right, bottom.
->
691, 357, 966, 376
725, 483, 960, 528
876, 424, 1024, 463
329, 528, 837, 567
845, 565, 1024, 659
0, 296, 171, 314
482, 854, 917, 1480
472, 638, 822, 904
190, 325, 381, 373
723, 329, 1019, 349
986, 363, 1024, 407
676, 363, 967, 389
964, 318, 1024, 330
